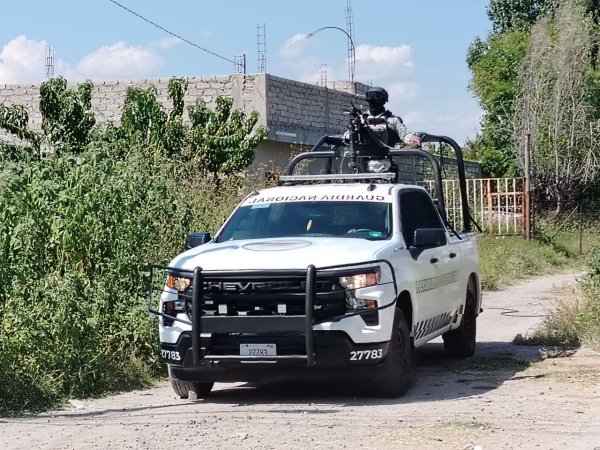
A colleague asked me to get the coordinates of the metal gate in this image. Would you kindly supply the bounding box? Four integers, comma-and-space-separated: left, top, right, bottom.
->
426, 178, 527, 236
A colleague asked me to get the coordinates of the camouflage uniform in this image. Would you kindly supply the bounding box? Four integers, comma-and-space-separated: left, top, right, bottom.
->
363, 109, 415, 147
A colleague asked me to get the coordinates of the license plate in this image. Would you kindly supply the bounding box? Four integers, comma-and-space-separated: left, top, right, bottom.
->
240, 343, 277, 357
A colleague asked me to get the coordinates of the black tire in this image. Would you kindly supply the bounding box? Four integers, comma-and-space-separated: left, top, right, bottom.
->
372, 308, 414, 398
443, 285, 477, 358
168, 367, 214, 399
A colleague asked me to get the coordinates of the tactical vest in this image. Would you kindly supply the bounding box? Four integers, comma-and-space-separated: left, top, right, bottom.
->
366, 110, 401, 147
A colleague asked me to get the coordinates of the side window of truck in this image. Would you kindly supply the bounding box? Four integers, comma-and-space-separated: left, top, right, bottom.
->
399, 191, 446, 247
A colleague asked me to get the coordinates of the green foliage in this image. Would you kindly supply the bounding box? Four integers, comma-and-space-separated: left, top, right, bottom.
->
0, 104, 42, 158
39, 77, 96, 154
532, 247, 600, 350
0, 76, 265, 414
478, 235, 575, 290
487, 0, 552, 34
1, 76, 96, 159
470, 0, 600, 193
514, 0, 600, 210
0, 143, 246, 414
188, 96, 267, 177
467, 31, 530, 176
119, 85, 167, 148
115, 77, 267, 177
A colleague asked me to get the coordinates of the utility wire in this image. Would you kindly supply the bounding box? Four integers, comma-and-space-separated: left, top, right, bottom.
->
107, 0, 235, 64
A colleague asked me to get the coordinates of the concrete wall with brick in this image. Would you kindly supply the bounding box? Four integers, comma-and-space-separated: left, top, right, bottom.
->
0, 74, 480, 178
0, 76, 239, 132
263, 75, 363, 146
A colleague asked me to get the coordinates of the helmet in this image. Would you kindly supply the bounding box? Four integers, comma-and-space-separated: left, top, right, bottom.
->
365, 87, 388, 104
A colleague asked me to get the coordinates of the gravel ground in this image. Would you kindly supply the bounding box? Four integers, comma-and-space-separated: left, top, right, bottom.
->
2, 272, 599, 450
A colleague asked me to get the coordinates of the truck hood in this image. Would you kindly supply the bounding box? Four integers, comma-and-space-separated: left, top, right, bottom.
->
169, 238, 391, 271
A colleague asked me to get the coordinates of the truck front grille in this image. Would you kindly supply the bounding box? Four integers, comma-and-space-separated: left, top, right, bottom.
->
180, 276, 346, 323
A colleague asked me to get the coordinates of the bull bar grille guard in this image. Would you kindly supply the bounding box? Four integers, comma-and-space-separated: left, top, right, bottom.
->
147, 260, 398, 367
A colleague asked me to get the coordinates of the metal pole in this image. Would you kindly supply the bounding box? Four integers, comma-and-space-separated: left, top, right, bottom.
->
192, 267, 203, 366
525, 133, 531, 240
305, 265, 315, 367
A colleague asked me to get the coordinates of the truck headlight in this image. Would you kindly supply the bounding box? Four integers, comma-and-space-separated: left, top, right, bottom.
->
346, 297, 378, 310
340, 271, 380, 311
166, 275, 191, 293
339, 271, 380, 290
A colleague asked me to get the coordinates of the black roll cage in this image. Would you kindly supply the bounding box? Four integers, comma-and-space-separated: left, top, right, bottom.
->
281, 134, 472, 233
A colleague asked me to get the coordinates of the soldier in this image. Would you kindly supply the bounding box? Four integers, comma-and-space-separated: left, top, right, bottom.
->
363, 86, 422, 148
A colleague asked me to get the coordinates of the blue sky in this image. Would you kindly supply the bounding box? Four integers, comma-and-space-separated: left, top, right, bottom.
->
0, 0, 491, 143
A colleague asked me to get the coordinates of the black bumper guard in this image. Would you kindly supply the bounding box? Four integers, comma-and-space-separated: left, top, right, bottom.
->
147, 260, 398, 367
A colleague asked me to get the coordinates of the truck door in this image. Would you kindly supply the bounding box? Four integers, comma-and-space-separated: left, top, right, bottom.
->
398, 190, 461, 341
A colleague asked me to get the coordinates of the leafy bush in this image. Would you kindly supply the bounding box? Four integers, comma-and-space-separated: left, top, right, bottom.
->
0, 142, 246, 414
0, 76, 263, 415
530, 247, 600, 350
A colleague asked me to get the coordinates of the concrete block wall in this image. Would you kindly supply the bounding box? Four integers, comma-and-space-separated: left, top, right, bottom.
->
264, 75, 363, 145
0, 76, 240, 133
0, 74, 481, 179
0, 74, 362, 144
0, 84, 43, 131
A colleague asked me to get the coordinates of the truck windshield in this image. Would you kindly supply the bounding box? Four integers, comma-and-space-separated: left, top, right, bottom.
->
217, 201, 392, 242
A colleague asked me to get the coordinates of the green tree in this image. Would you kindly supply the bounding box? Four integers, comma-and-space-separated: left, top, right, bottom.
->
0, 75, 266, 413
487, 0, 552, 34
188, 96, 267, 177
0, 104, 42, 159
467, 30, 530, 176
1, 76, 96, 158
39, 77, 96, 154
115, 77, 267, 177
514, 0, 600, 211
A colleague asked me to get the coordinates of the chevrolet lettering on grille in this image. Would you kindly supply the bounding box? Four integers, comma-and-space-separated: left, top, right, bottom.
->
203, 280, 333, 293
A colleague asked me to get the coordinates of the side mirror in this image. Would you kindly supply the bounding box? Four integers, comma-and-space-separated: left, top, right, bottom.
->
413, 228, 446, 248
185, 232, 212, 250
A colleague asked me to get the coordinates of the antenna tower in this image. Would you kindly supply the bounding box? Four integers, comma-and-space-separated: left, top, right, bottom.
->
320, 64, 328, 87
45, 45, 55, 80
345, 0, 355, 83
257, 23, 267, 73
234, 54, 247, 75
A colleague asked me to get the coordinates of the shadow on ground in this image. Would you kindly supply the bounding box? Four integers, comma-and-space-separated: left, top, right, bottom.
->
198, 340, 544, 407
29, 339, 548, 420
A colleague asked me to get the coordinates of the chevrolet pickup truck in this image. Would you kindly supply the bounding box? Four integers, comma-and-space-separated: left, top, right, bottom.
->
148, 133, 481, 399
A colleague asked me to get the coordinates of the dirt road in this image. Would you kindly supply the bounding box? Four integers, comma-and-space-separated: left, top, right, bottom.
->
2, 272, 599, 450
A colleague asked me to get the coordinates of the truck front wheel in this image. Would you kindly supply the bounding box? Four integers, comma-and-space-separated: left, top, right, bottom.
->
168, 366, 214, 399
372, 308, 414, 398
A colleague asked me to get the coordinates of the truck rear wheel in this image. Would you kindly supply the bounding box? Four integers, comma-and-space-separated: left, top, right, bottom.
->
168, 367, 214, 399
443, 285, 477, 357
372, 308, 414, 398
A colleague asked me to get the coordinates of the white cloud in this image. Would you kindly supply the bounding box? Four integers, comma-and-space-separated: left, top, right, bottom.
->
0, 36, 163, 84
154, 36, 183, 50
65, 42, 163, 80
432, 111, 483, 144
354, 44, 414, 80
388, 81, 418, 101
278, 36, 417, 102
0, 35, 47, 84
279, 33, 310, 59
393, 110, 482, 145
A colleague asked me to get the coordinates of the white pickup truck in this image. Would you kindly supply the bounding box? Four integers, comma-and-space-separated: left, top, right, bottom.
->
149, 133, 481, 399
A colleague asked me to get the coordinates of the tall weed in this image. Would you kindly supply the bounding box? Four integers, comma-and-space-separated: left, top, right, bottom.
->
0, 143, 244, 414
